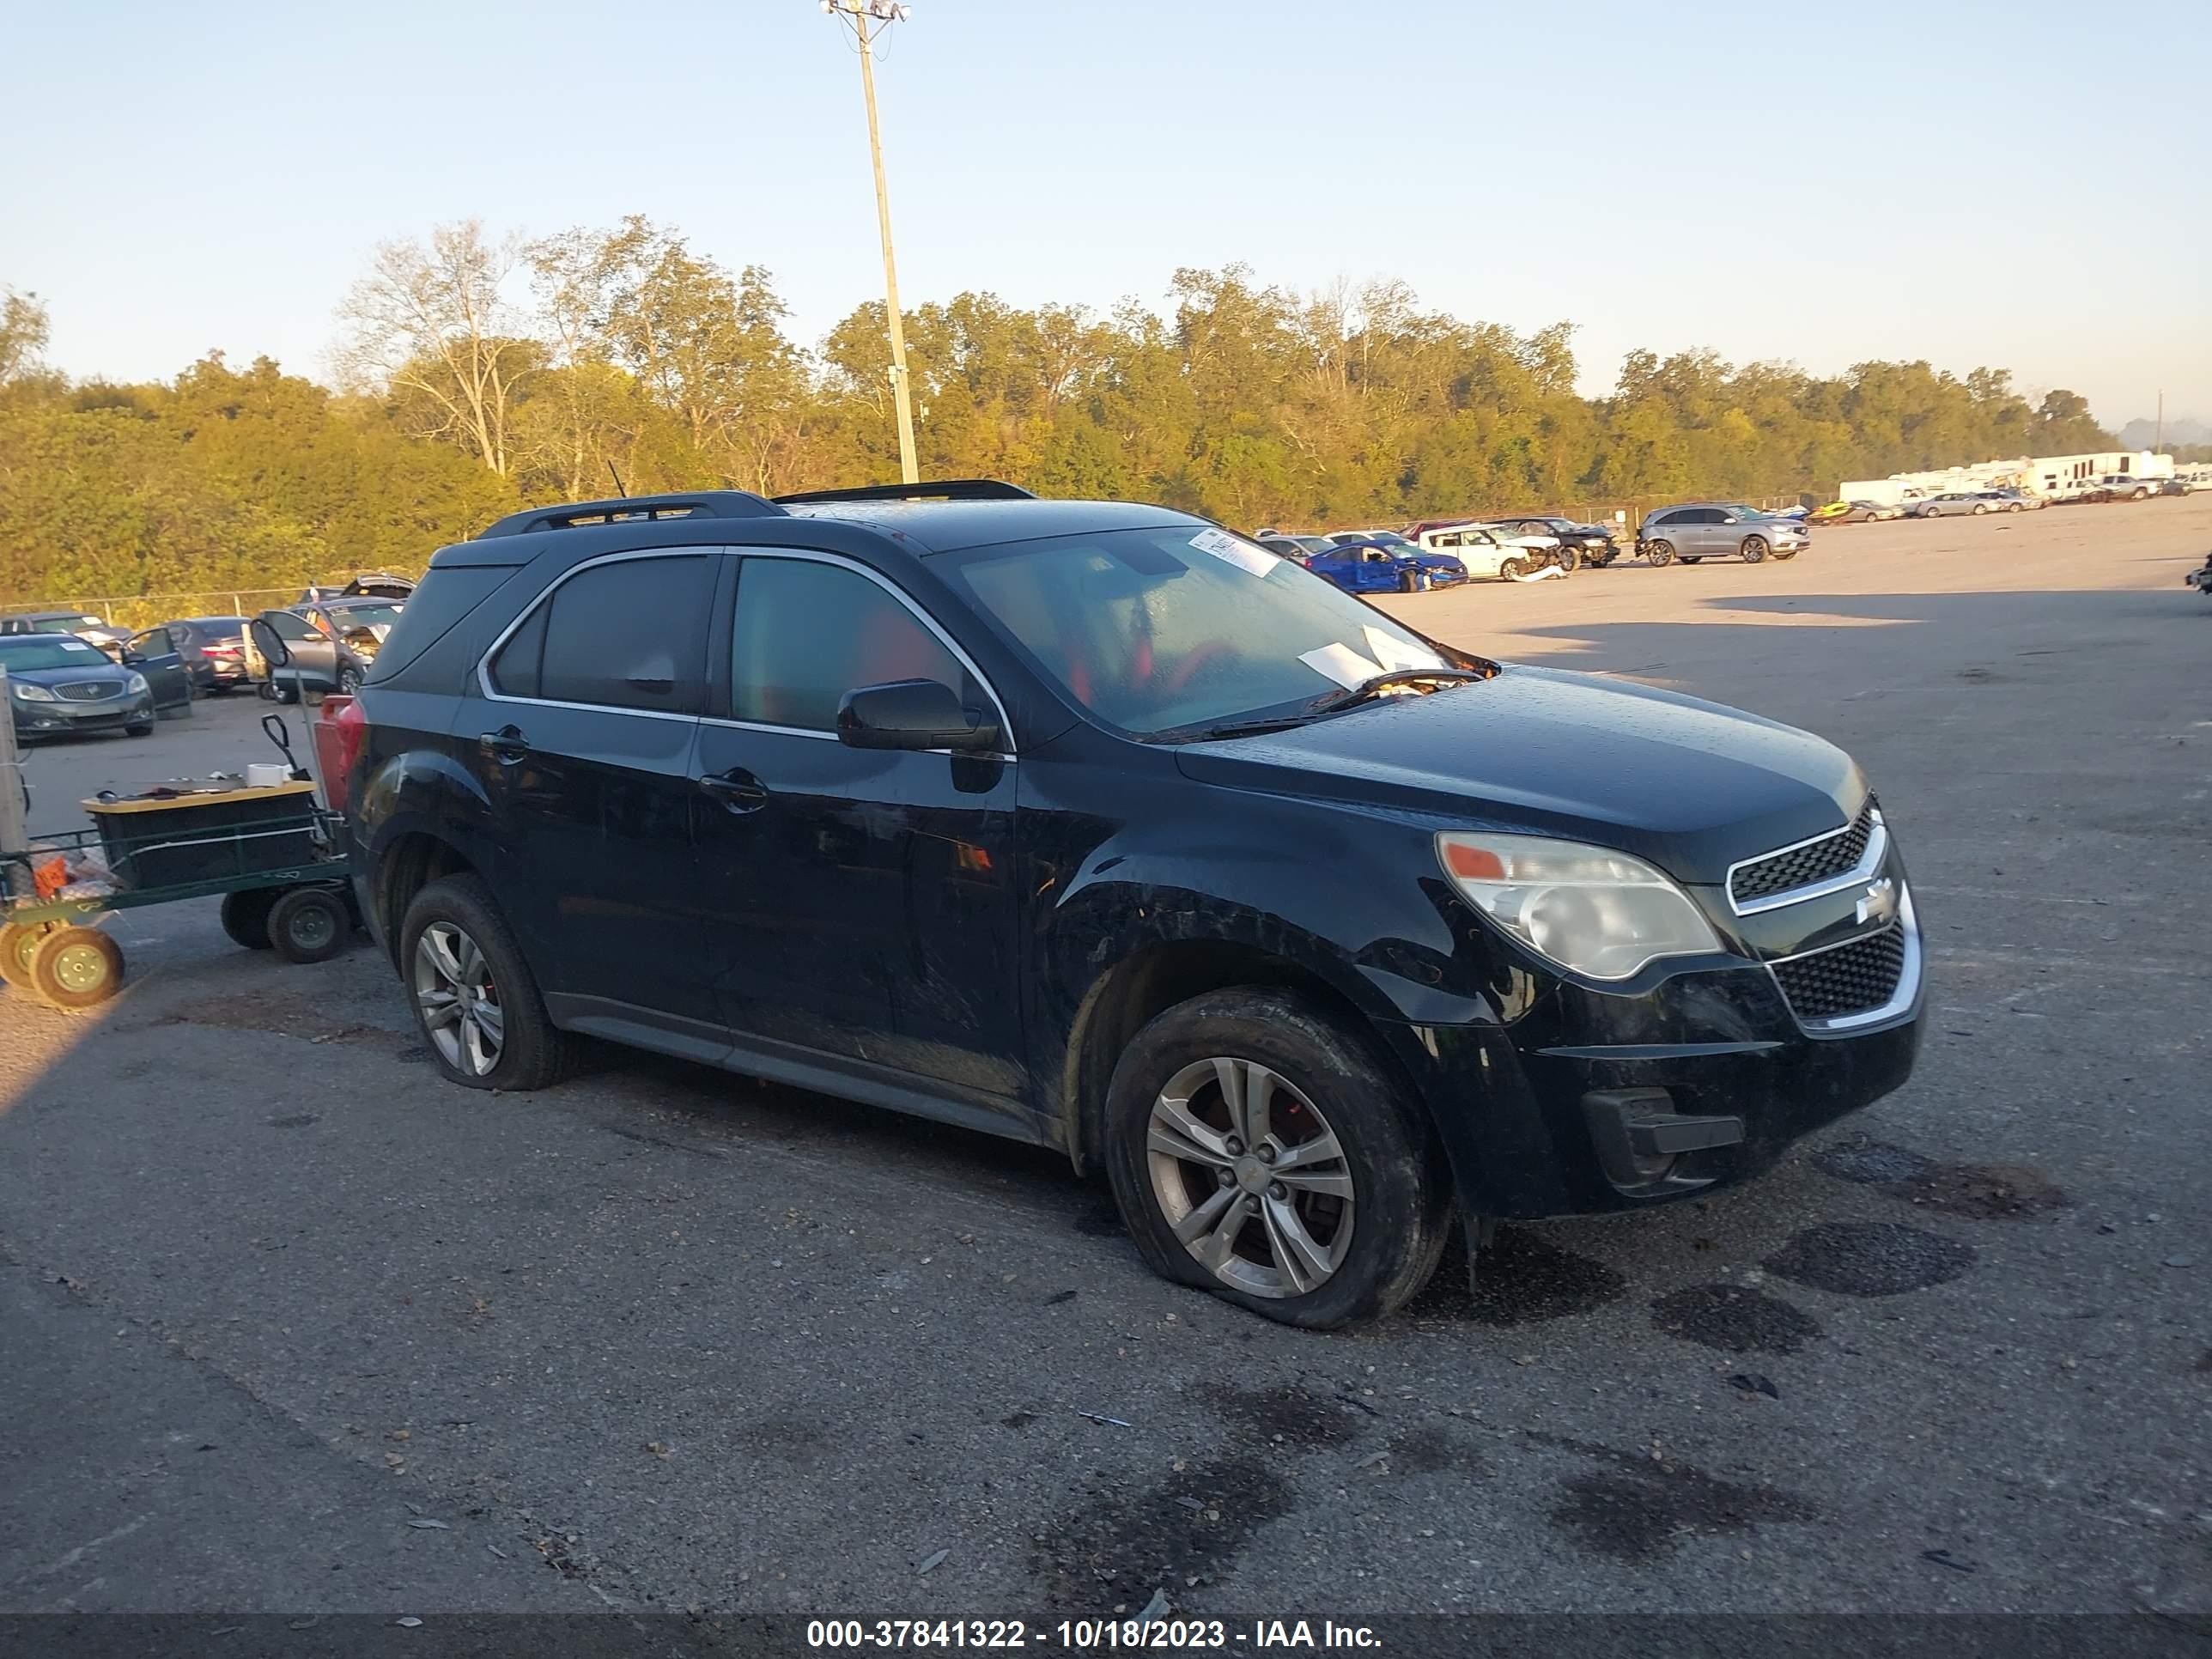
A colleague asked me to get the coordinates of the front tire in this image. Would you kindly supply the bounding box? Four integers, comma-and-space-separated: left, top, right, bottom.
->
1, 921, 56, 994
399, 874, 573, 1091
221, 888, 279, 950
27, 925, 125, 1010
1645, 541, 1675, 568
1553, 547, 1581, 574
126, 722, 154, 738
1499, 557, 1529, 580
1741, 534, 1769, 563
337, 665, 363, 696
1103, 988, 1451, 1329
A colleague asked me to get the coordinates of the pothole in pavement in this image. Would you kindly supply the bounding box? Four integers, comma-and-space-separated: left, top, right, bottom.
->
1030, 1455, 1293, 1607
1535, 1434, 1818, 1561
1763, 1221, 1976, 1297
1649, 1285, 1824, 1354
1814, 1137, 2071, 1219
1403, 1225, 1627, 1326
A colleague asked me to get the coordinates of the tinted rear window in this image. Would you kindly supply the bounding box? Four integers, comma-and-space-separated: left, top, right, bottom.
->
366, 565, 518, 684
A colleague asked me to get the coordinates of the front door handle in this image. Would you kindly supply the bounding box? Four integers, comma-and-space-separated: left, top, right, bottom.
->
478, 726, 531, 765
699, 769, 769, 812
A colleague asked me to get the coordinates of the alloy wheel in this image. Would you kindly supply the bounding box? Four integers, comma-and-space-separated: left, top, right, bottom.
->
413, 921, 503, 1076
1146, 1057, 1356, 1299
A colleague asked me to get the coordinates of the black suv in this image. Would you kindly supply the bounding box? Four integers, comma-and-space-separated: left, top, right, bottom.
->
1486, 516, 1620, 568
343, 483, 1922, 1328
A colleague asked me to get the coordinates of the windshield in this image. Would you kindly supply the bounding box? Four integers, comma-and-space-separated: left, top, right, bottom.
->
326, 602, 404, 630
0, 636, 110, 672
941, 525, 1460, 738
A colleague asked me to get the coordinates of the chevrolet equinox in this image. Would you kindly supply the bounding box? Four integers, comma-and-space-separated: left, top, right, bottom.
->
341, 482, 1923, 1328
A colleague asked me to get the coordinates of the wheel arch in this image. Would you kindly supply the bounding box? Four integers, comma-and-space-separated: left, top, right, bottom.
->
370, 830, 479, 967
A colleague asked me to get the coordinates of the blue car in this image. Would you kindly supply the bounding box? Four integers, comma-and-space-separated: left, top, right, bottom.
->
1318, 533, 1468, 592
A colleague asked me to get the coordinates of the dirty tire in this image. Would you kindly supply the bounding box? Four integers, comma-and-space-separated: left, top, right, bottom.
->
1554, 547, 1581, 574
267, 887, 349, 964
0, 921, 54, 993
27, 925, 125, 1011
1103, 988, 1451, 1330
398, 873, 574, 1091
1500, 557, 1529, 580
220, 888, 280, 950
1645, 541, 1675, 568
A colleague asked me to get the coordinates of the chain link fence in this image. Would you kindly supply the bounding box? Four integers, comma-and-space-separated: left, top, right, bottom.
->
1, 586, 354, 632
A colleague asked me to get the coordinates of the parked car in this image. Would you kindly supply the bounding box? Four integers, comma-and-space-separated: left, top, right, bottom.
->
1908, 492, 1991, 518
338, 483, 1923, 1329
0, 609, 134, 656
2090, 474, 2159, 502
1635, 504, 1808, 566
1297, 538, 1441, 594
1256, 534, 1340, 561
1481, 516, 1620, 568
300, 573, 417, 605
0, 632, 161, 741
253, 596, 407, 701
151, 615, 254, 693
1414, 523, 1563, 580
1322, 534, 1468, 590
1973, 489, 2042, 512
1808, 500, 1903, 525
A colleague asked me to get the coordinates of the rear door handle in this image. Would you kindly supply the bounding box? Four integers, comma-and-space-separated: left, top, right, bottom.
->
478, 726, 531, 765
698, 769, 769, 812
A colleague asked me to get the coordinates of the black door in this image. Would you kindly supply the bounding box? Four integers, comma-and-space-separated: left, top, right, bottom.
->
691, 552, 1024, 1103
125, 626, 192, 710
455, 550, 722, 1054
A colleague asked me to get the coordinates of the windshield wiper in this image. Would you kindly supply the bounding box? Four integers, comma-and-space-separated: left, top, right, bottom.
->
1302, 667, 1488, 715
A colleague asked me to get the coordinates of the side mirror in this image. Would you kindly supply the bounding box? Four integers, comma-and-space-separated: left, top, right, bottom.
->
836, 678, 1000, 754
121, 650, 145, 667
247, 617, 290, 668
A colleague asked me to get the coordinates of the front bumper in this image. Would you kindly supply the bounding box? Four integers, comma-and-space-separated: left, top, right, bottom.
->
11, 696, 155, 738
1381, 866, 1924, 1220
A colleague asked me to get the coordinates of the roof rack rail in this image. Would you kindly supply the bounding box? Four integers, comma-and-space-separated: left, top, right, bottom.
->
773, 478, 1036, 506
478, 490, 789, 539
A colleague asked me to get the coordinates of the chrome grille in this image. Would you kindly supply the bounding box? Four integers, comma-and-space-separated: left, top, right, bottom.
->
57, 680, 118, 702
1772, 926, 1907, 1021
1729, 801, 1876, 908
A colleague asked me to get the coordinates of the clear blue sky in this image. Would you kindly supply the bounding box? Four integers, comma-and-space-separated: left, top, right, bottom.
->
4, 0, 2207, 430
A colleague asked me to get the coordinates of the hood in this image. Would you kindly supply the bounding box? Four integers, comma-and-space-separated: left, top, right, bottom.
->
1504, 533, 1560, 549
3, 660, 134, 687
1174, 664, 1863, 884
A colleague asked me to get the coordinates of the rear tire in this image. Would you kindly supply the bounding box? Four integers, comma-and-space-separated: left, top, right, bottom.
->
1645, 541, 1675, 568
398, 874, 574, 1091
220, 888, 279, 950
267, 887, 349, 964
1102, 988, 1452, 1330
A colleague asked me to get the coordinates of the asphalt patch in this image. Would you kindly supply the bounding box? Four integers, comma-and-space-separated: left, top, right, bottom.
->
1073, 1205, 1125, 1238
2197, 1350, 2212, 1376
1204, 1382, 1361, 1449
1534, 1434, 1816, 1561
1814, 1139, 2070, 1219
1764, 1222, 1976, 1297
1650, 1285, 1824, 1355
157, 989, 392, 1049
1404, 1225, 1626, 1327
1382, 1425, 1487, 1479
1000, 1410, 1038, 1431
266, 1113, 319, 1130
1030, 1455, 1293, 1606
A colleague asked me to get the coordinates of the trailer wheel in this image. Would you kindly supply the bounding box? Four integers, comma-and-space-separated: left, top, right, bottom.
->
268, 888, 350, 965
1, 921, 57, 994
27, 926, 125, 1010
221, 888, 280, 951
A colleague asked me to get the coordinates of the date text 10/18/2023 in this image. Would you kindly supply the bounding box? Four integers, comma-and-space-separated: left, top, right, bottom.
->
806, 1620, 1382, 1650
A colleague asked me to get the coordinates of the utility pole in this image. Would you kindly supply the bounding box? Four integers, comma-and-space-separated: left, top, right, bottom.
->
823, 0, 921, 483
2154, 389, 2163, 454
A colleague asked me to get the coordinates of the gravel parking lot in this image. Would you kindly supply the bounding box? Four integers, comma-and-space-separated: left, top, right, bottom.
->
3, 499, 2208, 1619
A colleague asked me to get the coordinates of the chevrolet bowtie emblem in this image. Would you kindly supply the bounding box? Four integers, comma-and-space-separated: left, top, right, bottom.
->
1856, 877, 1899, 927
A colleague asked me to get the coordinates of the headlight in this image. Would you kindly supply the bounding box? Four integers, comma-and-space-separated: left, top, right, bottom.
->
1435, 832, 1722, 981
125, 672, 149, 694
11, 682, 57, 702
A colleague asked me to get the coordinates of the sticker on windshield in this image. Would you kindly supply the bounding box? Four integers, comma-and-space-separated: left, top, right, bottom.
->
1363, 625, 1444, 674
1189, 527, 1279, 579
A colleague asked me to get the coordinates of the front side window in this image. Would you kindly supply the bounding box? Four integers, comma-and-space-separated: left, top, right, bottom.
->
495, 554, 713, 713
135, 628, 173, 654
267, 611, 320, 642
729, 558, 966, 733
940, 525, 1457, 740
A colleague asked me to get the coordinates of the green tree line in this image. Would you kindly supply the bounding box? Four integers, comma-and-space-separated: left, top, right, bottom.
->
0, 218, 2117, 609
